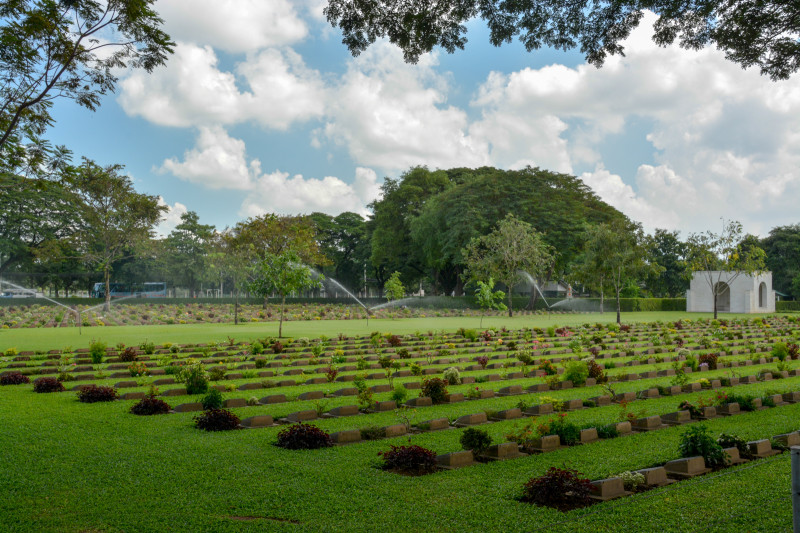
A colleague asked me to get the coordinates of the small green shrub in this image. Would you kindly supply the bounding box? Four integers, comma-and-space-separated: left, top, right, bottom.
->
597, 423, 619, 439
178, 362, 209, 395
678, 425, 727, 468
562, 360, 588, 386
201, 388, 224, 410
390, 385, 408, 405
619, 471, 646, 492
442, 366, 461, 385
771, 342, 789, 361
360, 426, 386, 440
207, 367, 226, 381
89, 339, 107, 364
460, 427, 492, 454
717, 432, 752, 459
421, 377, 449, 404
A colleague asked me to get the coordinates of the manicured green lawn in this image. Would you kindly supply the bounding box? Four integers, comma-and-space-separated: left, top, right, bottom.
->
0, 382, 795, 533
0, 311, 779, 352
1, 314, 797, 532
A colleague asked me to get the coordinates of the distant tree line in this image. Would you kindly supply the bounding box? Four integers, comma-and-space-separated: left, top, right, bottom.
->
2, 163, 797, 305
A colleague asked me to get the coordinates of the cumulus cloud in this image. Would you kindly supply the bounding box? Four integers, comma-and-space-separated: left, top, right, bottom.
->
154, 197, 188, 237
470, 12, 800, 234
155, 0, 307, 53
322, 43, 490, 171
158, 127, 380, 216
119, 43, 324, 129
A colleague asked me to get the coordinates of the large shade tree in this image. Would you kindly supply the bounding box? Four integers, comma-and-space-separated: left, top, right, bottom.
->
325, 0, 800, 80
65, 159, 165, 311
760, 224, 800, 299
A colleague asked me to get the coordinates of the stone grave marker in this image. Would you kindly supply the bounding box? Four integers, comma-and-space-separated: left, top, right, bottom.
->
453, 413, 488, 427
436, 451, 474, 469
172, 402, 203, 413
747, 439, 780, 458
240, 415, 274, 428
480, 442, 526, 461
405, 397, 432, 407
490, 408, 522, 421
589, 477, 630, 501
664, 456, 710, 479
285, 410, 317, 423
259, 394, 287, 404
298, 391, 325, 401
327, 405, 359, 417
330, 429, 361, 444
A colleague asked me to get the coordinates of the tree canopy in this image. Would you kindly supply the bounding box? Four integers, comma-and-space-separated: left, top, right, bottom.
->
0, 0, 174, 167
325, 0, 799, 80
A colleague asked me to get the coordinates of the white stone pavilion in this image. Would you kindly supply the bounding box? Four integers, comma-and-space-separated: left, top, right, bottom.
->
686, 271, 775, 313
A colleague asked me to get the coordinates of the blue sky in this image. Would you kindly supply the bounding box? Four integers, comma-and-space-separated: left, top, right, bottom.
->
46, 1, 800, 238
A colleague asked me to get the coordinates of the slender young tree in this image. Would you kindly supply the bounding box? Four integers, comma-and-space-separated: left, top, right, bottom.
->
581, 221, 656, 324
248, 249, 322, 338
474, 278, 507, 327
383, 271, 405, 302
462, 214, 552, 317
686, 220, 766, 319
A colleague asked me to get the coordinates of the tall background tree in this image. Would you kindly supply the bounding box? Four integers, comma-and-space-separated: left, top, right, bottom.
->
686, 220, 767, 319
760, 225, 800, 299
580, 220, 655, 323
462, 214, 552, 317
163, 211, 215, 297
325, 0, 800, 80
63, 159, 165, 311
0, 0, 174, 167
643, 229, 689, 297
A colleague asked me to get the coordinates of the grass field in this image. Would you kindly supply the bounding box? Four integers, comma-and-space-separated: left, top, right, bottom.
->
1, 313, 797, 532
0, 311, 777, 352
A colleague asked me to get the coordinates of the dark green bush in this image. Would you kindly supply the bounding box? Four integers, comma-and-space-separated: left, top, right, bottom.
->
460, 427, 492, 453
679, 425, 727, 468
421, 377, 449, 404
201, 388, 223, 410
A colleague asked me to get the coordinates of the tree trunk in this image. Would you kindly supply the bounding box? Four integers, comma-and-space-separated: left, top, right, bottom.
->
600, 282, 604, 313
103, 266, 111, 312
507, 287, 513, 317
263, 296, 268, 309
279, 294, 286, 338
616, 288, 621, 324
713, 289, 718, 320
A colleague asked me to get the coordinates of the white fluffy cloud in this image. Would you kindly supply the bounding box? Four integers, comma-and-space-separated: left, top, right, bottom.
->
470, 12, 800, 234
322, 43, 490, 171
154, 197, 188, 237
155, 0, 307, 53
158, 127, 380, 216
119, 43, 324, 129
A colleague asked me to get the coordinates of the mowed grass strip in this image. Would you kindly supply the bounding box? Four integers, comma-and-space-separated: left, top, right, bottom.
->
0, 377, 797, 532
0, 311, 784, 352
